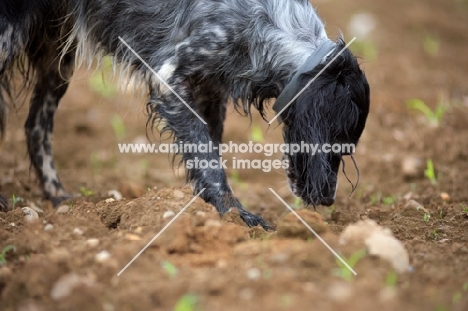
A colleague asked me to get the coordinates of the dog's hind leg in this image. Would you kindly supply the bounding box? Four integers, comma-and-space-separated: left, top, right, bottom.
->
24, 43, 75, 206
0, 17, 25, 211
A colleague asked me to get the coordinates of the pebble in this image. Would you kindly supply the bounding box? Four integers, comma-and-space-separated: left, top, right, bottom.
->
44, 224, 54, 231
347, 13, 377, 39
163, 211, 176, 219
73, 228, 84, 236
339, 219, 410, 273
401, 156, 423, 179
28, 202, 44, 213
105, 198, 116, 203
107, 190, 123, 201
246, 268, 261, 280
173, 190, 185, 199
95, 250, 111, 263
22, 207, 39, 222
124, 233, 142, 241
328, 283, 353, 302
440, 192, 450, 202
404, 200, 428, 213
86, 238, 100, 247
56, 205, 70, 214
50, 273, 93, 300
205, 219, 222, 228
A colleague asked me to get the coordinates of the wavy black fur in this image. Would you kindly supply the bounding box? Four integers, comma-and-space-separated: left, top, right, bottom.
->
0, 0, 370, 229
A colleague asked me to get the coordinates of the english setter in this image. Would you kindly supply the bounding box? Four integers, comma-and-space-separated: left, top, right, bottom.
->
0, 0, 370, 229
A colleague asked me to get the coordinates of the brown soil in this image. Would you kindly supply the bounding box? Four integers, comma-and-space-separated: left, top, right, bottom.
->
1, 0, 468, 310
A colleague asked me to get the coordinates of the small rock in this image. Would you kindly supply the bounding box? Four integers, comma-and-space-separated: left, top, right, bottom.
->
328, 283, 353, 302
86, 239, 100, 247
124, 233, 142, 241
22, 207, 39, 222
404, 200, 428, 213
247, 268, 261, 280
105, 198, 116, 203
107, 190, 123, 201
365, 232, 409, 273
205, 219, 222, 228
163, 211, 176, 219
28, 202, 44, 213
403, 192, 414, 201
73, 228, 84, 236
95, 250, 111, 263
173, 190, 185, 199
401, 156, 424, 179
348, 13, 377, 39
119, 182, 144, 198
56, 205, 70, 214
340, 219, 410, 273
50, 273, 93, 300
440, 192, 450, 202
277, 210, 328, 239
44, 224, 54, 231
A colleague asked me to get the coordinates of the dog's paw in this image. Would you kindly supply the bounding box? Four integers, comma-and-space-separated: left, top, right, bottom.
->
237, 208, 273, 231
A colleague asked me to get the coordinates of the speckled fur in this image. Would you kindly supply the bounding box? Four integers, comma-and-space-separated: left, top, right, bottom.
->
0, 0, 370, 228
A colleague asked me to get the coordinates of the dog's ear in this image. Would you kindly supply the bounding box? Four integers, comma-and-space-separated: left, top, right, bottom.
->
282, 48, 370, 145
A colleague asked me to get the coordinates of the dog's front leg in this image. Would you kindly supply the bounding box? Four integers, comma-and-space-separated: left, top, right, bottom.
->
148, 85, 270, 230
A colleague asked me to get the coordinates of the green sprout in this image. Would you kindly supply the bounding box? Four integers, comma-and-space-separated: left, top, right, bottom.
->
161, 260, 178, 278
382, 196, 397, 206
174, 294, 198, 311
406, 98, 448, 127
333, 249, 366, 282
452, 291, 462, 304
423, 213, 431, 223
88, 56, 117, 98
0, 245, 15, 265
80, 187, 94, 197
293, 197, 303, 210
350, 40, 378, 61
423, 34, 440, 57
229, 170, 247, 189
370, 192, 381, 205
90, 152, 103, 173
12, 194, 21, 208
385, 271, 398, 288
249, 125, 264, 143
424, 159, 437, 185
111, 115, 127, 141
433, 229, 439, 240
461, 204, 468, 215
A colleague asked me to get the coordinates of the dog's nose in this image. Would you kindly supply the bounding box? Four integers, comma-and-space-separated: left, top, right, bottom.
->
320, 197, 335, 206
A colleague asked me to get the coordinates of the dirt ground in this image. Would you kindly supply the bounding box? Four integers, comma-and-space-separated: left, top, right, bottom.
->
1, 0, 468, 310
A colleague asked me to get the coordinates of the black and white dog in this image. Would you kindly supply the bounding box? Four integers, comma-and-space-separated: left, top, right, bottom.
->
0, 0, 370, 229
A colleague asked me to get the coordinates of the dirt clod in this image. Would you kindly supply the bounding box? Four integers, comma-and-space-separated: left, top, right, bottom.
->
277, 210, 328, 239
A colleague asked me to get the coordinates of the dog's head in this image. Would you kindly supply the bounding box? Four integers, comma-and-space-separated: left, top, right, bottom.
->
279, 40, 370, 207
